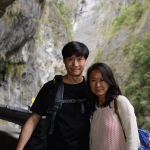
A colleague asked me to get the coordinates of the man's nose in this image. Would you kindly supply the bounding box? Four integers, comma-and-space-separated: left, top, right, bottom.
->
73, 59, 79, 66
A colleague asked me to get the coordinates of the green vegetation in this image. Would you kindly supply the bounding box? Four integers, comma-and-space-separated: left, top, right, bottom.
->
54, 0, 73, 41
93, 48, 102, 62
111, 2, 147, 32
55, 0, 70, 19
36, 0, 40, 4
20, 91, 24, 104
5, 62, 24, 78
142, 122, 150, 131
0, 52, 6, 60
23, 78, 31, 85
35, 25, 43, 44
101, 1, 150, 129
0, 119, 8, 125
3, 4, 27, 24
124, 33, 150, 129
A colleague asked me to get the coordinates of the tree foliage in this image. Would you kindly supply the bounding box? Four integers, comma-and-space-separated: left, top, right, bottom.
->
124, 34, 150, 129
112, 2, 146, 32
109, 1, 150, 129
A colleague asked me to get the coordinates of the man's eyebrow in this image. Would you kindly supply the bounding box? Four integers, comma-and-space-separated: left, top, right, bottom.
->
90, 77, 96, 79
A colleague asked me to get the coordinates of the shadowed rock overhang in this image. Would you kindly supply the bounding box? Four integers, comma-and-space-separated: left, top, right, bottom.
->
0, 0, 15, 18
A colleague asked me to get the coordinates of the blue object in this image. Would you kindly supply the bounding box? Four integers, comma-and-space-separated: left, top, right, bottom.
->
138, 129, 150, 150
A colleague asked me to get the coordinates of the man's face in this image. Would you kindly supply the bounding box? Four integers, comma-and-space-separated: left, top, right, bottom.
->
63, 55, 87, 77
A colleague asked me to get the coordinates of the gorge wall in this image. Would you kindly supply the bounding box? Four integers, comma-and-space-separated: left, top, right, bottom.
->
0, 0, 150, 128
0, 0, 68, 108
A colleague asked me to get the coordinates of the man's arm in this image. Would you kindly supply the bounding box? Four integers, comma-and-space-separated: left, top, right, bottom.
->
16, 113, 41, 150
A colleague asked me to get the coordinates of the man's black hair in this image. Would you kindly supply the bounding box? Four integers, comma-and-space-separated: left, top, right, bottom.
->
62, 41, 89, 59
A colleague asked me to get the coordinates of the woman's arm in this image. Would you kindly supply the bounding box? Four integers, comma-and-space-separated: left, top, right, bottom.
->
117, 95, 140, 150
16, 113, 41, 150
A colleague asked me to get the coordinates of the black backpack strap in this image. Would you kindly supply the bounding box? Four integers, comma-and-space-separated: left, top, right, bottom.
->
46, 75, 63, 113
40, 75, 63, 138
49, 80, 64, 134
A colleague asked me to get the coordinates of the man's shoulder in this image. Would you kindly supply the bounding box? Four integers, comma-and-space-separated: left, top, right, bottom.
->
44, 79, 54, 87
44, 75, 63, 88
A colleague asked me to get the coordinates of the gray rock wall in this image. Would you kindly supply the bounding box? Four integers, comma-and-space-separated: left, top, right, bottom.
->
0, 0, 149, 114
0, 0, 68, 108
66, 0, 147, 90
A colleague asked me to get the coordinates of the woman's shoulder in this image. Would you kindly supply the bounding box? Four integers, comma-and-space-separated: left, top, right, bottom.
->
117, 95, 129, 102
117, 95, 134, 113
117, 95, 131, 105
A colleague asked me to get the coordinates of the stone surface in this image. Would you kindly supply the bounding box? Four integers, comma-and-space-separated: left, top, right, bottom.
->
0, 0, 150, 132
0, 0, 68, 107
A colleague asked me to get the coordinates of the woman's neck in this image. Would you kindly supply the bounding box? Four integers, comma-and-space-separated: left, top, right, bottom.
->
97, 96, 105, 107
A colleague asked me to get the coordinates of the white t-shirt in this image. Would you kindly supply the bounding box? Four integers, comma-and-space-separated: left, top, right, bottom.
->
90, 95, 140, 150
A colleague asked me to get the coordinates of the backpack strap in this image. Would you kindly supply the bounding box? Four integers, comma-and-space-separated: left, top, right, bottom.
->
114, 98, 127, 141
39, 75, 62, 139
49, 80, 64, 134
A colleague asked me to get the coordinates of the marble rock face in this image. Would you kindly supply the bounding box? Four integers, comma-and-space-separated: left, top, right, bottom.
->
0, 0, 67, 107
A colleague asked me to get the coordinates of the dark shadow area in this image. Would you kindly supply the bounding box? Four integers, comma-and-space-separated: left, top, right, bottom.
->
0, 0, 15, 18
0, 104, 29, 150
0, 124, 20, 150
0, 104, 30, 126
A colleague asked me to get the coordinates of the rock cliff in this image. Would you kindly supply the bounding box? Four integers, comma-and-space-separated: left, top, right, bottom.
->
0, 0, 68, 107
0, 0, 150, 127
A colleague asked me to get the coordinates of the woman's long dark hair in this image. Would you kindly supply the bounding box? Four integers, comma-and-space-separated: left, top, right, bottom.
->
86, 62, 122, 110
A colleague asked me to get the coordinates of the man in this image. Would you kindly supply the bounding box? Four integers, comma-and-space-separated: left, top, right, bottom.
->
16, 41, 91, 150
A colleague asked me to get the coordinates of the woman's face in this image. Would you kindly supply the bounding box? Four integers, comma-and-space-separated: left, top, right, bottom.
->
89, 69, 109, 99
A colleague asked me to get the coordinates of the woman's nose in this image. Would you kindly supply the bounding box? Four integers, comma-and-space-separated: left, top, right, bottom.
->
96, 81, 101, 87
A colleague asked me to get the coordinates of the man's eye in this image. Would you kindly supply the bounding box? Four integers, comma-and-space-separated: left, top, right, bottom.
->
91, 80, 95, 82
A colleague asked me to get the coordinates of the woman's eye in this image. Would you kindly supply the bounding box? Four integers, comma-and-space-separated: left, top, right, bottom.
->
100, 78, 104, 81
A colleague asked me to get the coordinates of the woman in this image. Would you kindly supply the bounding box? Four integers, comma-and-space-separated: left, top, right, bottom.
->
86, 62, 140, 150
